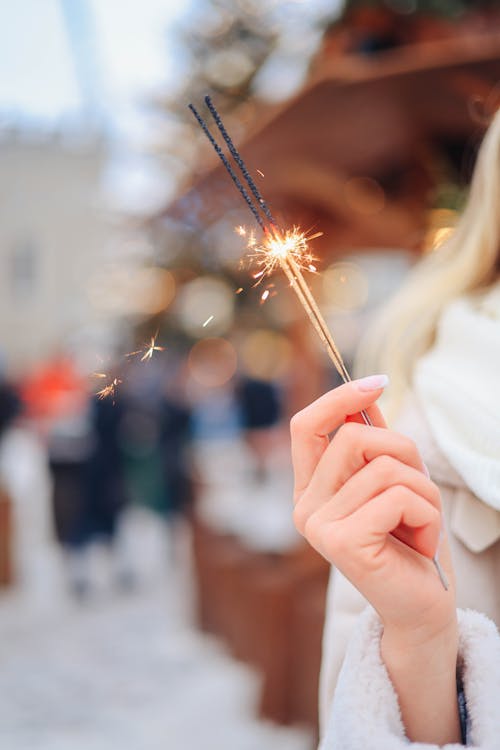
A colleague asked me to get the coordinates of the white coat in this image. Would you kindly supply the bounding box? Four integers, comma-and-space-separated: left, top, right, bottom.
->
319, 289, 500, 747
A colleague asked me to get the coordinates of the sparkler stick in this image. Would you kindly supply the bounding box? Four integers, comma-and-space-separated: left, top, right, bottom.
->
204, 96, 276, 227
189, 98, 370, 424
188, 104, 266, 231
189, 98, 448, 589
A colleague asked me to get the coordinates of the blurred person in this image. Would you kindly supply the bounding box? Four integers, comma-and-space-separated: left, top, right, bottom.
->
118, 356, 193, 566
158, 392, 193, 560
290, 108, 500, 747
235, 375, 282, 483
0, 356, 21, 440
20, 354, 93, 595
0, 356, 62, 602
80, 390, 131, 594
0, 358, 22, 583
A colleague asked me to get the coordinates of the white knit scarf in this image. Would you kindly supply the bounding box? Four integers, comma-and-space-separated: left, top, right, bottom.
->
414, 283, 500, 511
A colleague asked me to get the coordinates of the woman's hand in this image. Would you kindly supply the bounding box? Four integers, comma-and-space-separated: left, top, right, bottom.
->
291, 375, 454, 634
291, 376, 461, 744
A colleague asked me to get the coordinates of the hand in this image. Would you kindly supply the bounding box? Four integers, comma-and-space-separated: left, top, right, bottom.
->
291, 376, 461, 744
290, 376, 456, 639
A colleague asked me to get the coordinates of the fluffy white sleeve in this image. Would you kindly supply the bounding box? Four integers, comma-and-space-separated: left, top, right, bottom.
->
320, 607, 500, 750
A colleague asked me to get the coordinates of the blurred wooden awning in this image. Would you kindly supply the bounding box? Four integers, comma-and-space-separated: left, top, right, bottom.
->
161, 32, 500, 258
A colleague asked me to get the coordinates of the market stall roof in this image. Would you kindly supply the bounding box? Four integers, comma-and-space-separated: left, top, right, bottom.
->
160, 31, 500, 256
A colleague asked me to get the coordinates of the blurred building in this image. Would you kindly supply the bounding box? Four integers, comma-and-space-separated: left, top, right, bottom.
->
0, 129, 109, 371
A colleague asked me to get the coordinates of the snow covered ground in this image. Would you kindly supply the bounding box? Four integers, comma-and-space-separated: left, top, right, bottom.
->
0, 506, 313, 750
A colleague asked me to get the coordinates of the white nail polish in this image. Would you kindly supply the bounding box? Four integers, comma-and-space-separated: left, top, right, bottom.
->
356, 374, 389, 392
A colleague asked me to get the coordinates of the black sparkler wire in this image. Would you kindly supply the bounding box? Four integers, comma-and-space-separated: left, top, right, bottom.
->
204, 96, 277, 228
188, 104, 266, 232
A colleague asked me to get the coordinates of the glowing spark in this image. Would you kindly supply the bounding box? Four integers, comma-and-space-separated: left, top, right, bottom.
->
140, 336, 165, 362
261, 289, 270, 303
235, 287, 244, 294
248, 226, 318, 281
97, 377, 122, 400
126, 335, 165, 362
235, 225, 246, 237
93, 372, 108, 379
309, 264, 317, 272
257, 169, 265, 178
203, 315, 214, 327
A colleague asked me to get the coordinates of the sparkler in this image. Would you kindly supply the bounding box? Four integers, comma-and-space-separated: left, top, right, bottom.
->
189, 95, 449, 591
190, 96, 367, 421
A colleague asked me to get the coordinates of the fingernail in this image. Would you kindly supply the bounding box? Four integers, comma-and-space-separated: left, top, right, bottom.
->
356, 374, 389, 392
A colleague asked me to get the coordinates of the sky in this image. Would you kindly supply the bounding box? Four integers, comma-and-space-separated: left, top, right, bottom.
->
0, 0, 340, 212
0, 0, 189, 132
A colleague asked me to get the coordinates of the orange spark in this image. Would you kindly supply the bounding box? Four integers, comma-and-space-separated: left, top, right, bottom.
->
247, 230, 257, 249
202, 315, 214, 327
235, 287, 244, 294
248, 226, 319, 282
97, 377, 122, 400
260, 289, 270, 303
126, 334, 165, 362
235, 225, 246, 237
140, 335, 165, 362
257, 169, 265, 178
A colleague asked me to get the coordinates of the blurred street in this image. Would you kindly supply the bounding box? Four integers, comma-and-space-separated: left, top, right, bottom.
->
0, 506, 311, 750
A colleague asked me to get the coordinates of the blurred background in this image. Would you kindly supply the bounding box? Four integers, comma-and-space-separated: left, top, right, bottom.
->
1, 1, 499, 748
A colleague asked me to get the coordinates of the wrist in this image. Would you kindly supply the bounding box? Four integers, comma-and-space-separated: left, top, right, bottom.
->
380, 606, 458, 652
381, 614, 458, 677
381, 614, 461, 745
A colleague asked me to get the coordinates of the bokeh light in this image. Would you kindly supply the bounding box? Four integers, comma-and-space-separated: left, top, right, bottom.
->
176, 276, 235, 337
322, 261, 369, 312
240, 329, 292, 381
205, 49, 255, 88
424, 208, 458, 252
188, 337, 237, 388
88, 266, 176, 317
343, 176, 386, 215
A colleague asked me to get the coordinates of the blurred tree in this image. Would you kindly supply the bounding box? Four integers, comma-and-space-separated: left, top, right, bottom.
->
161, 1, 277, 119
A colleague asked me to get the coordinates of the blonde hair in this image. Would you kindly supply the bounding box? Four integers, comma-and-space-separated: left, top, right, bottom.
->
355, 108, 500, 420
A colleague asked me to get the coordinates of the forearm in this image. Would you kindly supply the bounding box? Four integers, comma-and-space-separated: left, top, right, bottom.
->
381, 619, 462, 745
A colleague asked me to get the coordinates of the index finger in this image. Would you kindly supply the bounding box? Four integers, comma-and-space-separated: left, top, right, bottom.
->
290, 375, 388, 500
